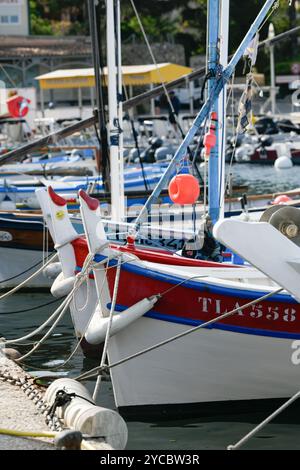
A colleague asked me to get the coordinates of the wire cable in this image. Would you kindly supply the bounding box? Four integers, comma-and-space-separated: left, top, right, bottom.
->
0, 297, 64, 315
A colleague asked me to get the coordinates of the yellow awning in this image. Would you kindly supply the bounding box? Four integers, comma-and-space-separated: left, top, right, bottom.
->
35, 63, 193, 90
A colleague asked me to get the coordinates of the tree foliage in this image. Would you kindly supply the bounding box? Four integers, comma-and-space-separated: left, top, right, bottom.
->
29, 0, 299, 70
29, 0, 89, 35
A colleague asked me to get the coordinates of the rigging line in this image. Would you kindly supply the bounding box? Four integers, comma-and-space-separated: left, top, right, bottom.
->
218, 81, 227, 208
4, 293, 70, 345
0, 250, 54, 284
0, 64, 18, 89
19, 273, 107, 370
219, 73, 241, 211
87, 0, 110, 189
0, 297, 65, 315
14, 254, 97, 362
92, 256, 122, 401
228, 388, 300, 450
76, 285, 284, 381
129, 0, 177, 117
221, 56, 257, 200
0, 252, 58, 301
15, 294, 73, 363
220, 132, 239, 212
122, 85, 149, 191
191, 118, 207, 165
257, 0, 281, 34
21, 255, 138, 372
54, 280, 114, 372
129, 0, 192, 153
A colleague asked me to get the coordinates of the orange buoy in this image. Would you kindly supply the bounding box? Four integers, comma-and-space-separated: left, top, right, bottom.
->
203, 111, 217, 158
203, 129, 216, 157
168, 173, 200, 205
271, 194, 292, 205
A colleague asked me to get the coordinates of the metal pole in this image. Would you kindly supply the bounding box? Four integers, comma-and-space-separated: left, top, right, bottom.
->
218, 0, 230, 219
87, 0, 110, 188
150, 83, 155, 115
207, 0, 220, 224
189, 81, 194, 115
134, 0, 276, 229
78, 87, 82, 118
228, 390, 300, 450
107, 0, 123, 221
40, 87, 45, 118
90, 86, 95, 108
269, 23, 276, 115
116, 0, 125, 219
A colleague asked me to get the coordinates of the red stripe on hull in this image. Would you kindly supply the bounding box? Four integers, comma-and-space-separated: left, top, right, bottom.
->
106, 266, 300, 335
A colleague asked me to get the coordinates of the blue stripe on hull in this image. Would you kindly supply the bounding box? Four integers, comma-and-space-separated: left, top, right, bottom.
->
110, 303, 300, 340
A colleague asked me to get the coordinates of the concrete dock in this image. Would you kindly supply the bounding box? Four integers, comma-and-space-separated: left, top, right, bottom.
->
0, 355, 54, 450
0, 352, 126, 450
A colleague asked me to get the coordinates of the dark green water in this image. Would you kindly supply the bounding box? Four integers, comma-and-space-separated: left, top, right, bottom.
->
228, 163, 300, 196
2, 164, 300, 450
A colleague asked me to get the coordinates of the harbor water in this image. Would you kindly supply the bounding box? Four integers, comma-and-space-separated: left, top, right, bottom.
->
2, 164, 300, 450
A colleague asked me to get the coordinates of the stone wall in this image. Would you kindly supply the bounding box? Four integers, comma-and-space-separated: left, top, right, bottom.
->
122, 42, 185, 66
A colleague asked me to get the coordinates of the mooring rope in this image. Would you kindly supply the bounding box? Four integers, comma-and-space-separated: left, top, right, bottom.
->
92, 256, 122, 401
12, 253, 100, 361
0, 297, 64, 315
15, 294, 74, 362
0, 253, 58, 301
2, 295, 71, 346
228, 389, 300, 450
0, 252, 54, 284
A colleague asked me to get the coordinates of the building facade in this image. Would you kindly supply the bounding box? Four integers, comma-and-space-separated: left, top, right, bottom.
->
0, 0, 29, 36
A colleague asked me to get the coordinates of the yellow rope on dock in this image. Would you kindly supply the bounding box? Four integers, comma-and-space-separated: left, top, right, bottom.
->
0, 427, 56, 438
0, 428, 101, 450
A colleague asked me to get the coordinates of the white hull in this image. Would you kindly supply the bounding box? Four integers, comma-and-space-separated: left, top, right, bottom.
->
0, 247, 51, 289
108, 317, 298, 410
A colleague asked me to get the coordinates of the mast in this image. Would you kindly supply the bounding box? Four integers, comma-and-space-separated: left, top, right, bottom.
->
207, 0, 220, 224
116, 0, 125, 218
268, 23, 276, 115
106, 0, 125, 221
87, 0, 110, 189
218, 0, 230, 219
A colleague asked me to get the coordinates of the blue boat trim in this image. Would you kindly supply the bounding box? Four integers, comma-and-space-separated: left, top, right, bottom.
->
0, 175, 161, 194
107, 303, 300, 340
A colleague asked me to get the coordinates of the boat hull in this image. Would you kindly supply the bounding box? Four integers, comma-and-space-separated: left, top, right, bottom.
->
103, 262, 300, 416
109, 316, 299, 417
0, 246, 52, 289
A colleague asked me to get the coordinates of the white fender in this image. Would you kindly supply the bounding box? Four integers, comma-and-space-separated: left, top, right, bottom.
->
50, 271, 76, 298
85, 295, 160, 345
43, 262, 62, 279
44, 378, 127, 449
